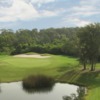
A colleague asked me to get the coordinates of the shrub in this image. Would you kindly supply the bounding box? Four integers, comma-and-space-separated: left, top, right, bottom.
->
22, 75, 55, 90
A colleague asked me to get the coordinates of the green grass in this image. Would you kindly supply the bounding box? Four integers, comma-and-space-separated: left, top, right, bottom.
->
0, 53, 100, 100
0, 54, 78, 82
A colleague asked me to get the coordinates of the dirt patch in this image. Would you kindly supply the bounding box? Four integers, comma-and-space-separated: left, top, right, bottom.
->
13, 54, 51, 58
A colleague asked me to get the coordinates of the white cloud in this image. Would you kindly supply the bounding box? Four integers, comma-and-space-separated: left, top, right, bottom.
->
80, 0, 100, 6
0, 0, 39, 22
29, 0, 55, 4
71, 6, 100, 17
24, 0, 56, 7
28, 0, 56, 8
71, 18, 90, 27
0, 0, 99, 29
73, 0, 100, 17
0, 0, 58, 22
40, 10, 57, 17
62, 0, 99, 27
70, 3, 100, 17
63, 17, 90, 27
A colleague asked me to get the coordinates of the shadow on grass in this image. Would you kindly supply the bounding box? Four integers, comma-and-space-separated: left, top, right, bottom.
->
59, 69, 100, 89
57, 64, 79, 73
58, 69, 81, 84
76, 70, 100, 88
57, 66, 72, 72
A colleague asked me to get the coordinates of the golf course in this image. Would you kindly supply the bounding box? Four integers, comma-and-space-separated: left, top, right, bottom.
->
1, 0, 100, 99
0, 53, 100, 100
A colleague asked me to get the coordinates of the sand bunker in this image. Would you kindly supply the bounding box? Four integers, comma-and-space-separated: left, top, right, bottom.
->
13, 54, 51, 58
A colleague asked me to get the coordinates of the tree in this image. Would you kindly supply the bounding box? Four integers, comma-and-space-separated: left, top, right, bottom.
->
78, 23, 100, 71
0, 29, 15, 54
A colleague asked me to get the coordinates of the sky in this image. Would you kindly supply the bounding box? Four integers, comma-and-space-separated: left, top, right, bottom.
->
0, 0, 100, 30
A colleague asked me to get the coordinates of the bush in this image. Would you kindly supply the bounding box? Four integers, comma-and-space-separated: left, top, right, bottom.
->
22, 75, 55, 90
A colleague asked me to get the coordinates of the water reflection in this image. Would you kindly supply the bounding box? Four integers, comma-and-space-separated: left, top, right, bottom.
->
22, 83, 54, 93
63, 86, 86, 100
0, 82, 81, 100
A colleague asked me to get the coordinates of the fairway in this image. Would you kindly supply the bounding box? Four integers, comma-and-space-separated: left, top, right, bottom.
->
0, 54, 78, 82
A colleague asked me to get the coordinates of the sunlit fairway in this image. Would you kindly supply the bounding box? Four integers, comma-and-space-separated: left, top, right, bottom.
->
0, 54, 78, 82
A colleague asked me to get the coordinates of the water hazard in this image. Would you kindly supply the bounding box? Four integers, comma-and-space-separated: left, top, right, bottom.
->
0, 82, 85, 100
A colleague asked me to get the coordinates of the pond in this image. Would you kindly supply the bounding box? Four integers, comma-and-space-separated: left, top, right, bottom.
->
0, 82, 85, 100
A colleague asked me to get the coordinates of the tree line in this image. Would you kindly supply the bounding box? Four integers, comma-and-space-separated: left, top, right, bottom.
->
0, 27, 78, 56
0, 23, 100, 71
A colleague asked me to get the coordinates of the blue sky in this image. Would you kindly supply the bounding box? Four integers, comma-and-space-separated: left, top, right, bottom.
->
0, 0, 100, 30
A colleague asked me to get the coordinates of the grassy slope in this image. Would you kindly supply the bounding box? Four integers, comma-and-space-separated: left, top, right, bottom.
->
0, 54, 100, 100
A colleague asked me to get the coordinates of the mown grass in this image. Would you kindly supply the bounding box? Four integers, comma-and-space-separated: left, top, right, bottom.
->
0, 54, 78, 82
0, 54, 100, 100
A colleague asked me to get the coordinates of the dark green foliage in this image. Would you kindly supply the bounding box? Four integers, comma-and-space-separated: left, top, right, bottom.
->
22, 75, 55, 89
78, 23, 100, 71
1, 23, 100, 66
0, 29, 16, 54
0, 27, 78, 56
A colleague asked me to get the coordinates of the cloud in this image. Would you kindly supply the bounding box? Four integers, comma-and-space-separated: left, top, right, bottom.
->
63, 17, 90, 27
0, 0, 58, 22
62, 0, 100, 27
29, 0, 56, 4
70, 18, 90, 27
0, 0, 39, 22
24, 0, 56, 7
40, 10, 57, 17
71, 5, 100, 17
80, 0, 100, 6
68, 0, 100, 18
0, 0, 99, 29
0, 0, 13, 8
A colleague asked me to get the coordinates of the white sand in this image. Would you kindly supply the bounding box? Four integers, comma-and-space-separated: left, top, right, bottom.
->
13, 54, 51, 58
